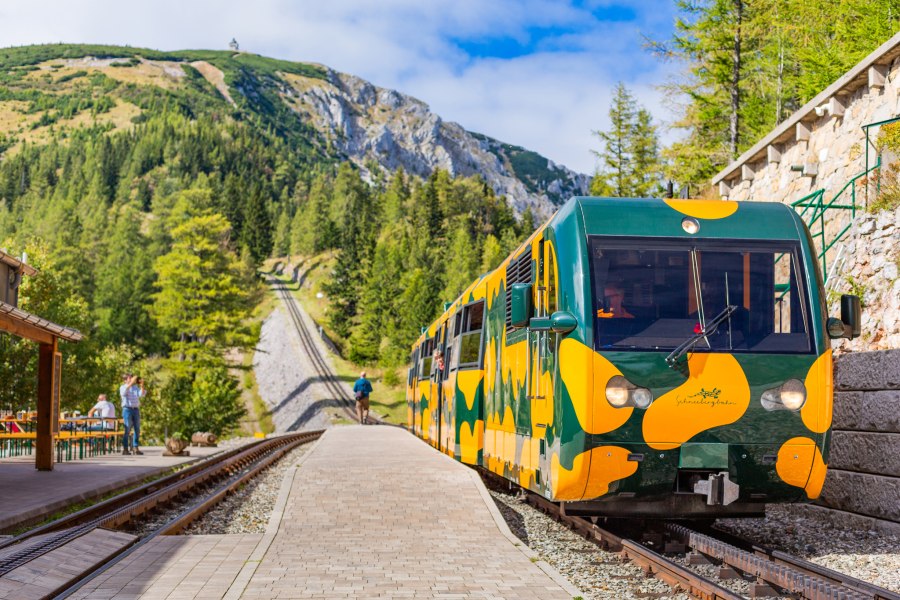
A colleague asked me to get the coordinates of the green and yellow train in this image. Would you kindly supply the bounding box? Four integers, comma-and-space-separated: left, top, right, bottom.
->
406, 197, 860, 518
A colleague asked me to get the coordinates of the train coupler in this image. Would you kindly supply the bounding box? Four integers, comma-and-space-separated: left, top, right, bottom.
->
692, 472, 740, 506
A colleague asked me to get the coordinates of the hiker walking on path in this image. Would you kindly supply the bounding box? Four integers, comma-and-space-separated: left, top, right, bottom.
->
353, 371, 373, 425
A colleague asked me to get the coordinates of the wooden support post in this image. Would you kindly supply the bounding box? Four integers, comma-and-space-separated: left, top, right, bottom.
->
36, 337, 59, 471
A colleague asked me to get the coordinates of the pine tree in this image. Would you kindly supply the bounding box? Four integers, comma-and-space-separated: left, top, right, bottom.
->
151, 213, 249, 358
93, 206, 159, 350
481, 234, 504, 273
591, 83, 662, 197
592, 83, 636, 197
240, 188, 273, 265
441, 220, 479, 302
272, 208, 291, 258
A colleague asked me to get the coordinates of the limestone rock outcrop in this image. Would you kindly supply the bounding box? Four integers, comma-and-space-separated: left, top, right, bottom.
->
280, 68, 589, 217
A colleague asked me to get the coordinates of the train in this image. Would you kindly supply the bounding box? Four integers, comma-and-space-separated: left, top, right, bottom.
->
406, 196, 861, 518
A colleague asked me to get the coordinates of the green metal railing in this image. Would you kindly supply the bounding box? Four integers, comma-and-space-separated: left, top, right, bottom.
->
790, 156, 880, 282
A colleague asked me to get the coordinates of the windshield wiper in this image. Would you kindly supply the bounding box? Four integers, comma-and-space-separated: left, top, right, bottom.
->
665, 305, 737, 368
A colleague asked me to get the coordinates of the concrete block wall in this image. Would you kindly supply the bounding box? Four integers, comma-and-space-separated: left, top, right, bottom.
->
806, 349, 900, 533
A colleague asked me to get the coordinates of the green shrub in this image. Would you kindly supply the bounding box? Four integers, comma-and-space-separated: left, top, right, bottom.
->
382, 369, 400, 387
56, 70, 87, 83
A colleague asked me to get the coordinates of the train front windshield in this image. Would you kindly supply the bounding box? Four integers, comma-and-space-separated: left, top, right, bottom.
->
589, 237, 813, 354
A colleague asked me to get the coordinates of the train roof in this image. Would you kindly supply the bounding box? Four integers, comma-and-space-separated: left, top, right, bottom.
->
564, 196, 805, 240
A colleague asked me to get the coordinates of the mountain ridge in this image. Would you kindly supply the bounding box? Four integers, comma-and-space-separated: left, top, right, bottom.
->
0, 44, 589, 215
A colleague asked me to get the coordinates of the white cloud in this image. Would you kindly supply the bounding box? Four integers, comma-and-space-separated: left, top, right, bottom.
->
0, 0, 677, 174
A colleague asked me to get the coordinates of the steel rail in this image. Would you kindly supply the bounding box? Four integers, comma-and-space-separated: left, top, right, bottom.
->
668, 523, 900, 600
272, 275, 380, 424
0, 431, 322, 581
0, 439, 268, 549
479, 468, 741, 600
53, 429, 322, 599
480, 468, 897, 600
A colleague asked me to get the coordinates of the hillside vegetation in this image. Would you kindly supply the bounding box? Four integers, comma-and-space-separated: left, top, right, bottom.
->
0, 44, 532, 438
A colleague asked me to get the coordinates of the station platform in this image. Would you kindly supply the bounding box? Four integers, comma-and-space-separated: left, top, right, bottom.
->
0, 445, 222, 533
70, 426, 581, 599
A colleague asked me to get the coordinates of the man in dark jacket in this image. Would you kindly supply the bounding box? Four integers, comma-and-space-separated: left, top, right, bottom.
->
353, 371, 373, 424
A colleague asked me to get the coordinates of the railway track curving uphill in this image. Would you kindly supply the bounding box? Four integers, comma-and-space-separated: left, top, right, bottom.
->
1, 431, 323, 599
271, 272, 382, 425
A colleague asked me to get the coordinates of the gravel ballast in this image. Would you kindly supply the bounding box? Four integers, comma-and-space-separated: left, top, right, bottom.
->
717, 505, 900, 593
489, 489, 689, 600
183, 443, 311, 535
490, 487, 900, 598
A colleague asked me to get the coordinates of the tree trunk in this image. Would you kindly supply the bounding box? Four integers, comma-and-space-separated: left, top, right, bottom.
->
730, 0, 743, 158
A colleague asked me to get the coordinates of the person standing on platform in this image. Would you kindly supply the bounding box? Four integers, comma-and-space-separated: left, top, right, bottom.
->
353, 371, 373, 425
121, 374, 146, 455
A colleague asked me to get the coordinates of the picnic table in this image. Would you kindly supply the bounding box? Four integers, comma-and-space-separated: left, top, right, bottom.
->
1, 415, 124, 461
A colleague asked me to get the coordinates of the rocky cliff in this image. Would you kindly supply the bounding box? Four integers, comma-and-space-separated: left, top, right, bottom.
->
278, 67, 588, 216
0, 45, 589, 217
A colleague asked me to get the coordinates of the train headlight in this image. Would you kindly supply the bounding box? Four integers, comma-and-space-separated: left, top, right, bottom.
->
606, 376, 630, 407
631, 388, 653, 409
605, 375, 653, 409
780, 379, 807, 410
760, 379, 807, 411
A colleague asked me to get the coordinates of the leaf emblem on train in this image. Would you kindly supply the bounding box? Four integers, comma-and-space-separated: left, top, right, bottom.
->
642, 353, 750, 450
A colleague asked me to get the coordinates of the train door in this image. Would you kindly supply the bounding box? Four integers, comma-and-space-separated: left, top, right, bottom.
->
528, 238, 556, 439
420, 337, 434, 441
433, 324, 447, 448
440, 314, 459, 455
408, 347, 419, 434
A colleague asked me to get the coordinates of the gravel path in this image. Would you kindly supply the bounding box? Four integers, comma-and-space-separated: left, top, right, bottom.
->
184, 443, 311, 535
717, 505, 900, 593
489, 489, 688, 600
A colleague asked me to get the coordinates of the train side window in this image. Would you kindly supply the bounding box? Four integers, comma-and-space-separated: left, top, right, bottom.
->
419, 338, 433, 377
458, 300, 485, 369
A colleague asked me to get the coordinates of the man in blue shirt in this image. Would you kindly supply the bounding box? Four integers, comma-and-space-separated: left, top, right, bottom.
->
120, 374, 146, 455
353, 371, 373, 425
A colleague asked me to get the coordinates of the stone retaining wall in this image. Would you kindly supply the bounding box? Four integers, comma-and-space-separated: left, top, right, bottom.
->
804, 349, 900, 533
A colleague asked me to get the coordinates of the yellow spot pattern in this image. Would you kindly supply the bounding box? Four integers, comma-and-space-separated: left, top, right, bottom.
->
459, 420, 483, 464
776, 437, 828, 499
664, 199, 739, 220
802, 350, 833, 434
559, 338, 633, 435
550, 446, 638, 501
643, 354, 750, 450
457, 370, 483, 411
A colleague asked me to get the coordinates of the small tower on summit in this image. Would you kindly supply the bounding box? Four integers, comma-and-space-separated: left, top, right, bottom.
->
229, 38, 240, 52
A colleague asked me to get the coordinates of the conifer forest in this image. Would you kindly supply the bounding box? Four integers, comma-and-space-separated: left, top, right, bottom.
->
0, 1, 897, 438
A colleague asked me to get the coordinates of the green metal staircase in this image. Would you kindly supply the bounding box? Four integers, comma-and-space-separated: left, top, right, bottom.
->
788, 116, 900, 285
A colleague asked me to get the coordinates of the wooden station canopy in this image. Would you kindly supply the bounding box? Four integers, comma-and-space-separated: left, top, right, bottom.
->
0, 249, 83, 471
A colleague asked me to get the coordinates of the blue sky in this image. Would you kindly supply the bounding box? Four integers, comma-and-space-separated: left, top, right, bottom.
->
0, 0, 679, 174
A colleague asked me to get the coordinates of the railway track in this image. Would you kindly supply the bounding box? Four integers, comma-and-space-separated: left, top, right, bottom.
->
482, 469, 899, 600
271, 271, 381, 425
0, 431, 322, 599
